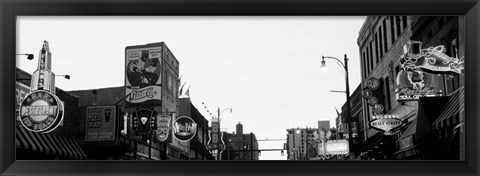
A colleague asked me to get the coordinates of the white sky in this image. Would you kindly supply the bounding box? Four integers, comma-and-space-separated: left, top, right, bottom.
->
17, 16, 366, 160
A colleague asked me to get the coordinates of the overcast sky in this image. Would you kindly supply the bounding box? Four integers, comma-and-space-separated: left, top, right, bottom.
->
17, 16, 367, 160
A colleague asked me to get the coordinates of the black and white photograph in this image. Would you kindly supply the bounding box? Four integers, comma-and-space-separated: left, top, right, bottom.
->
14, 15, 466, 161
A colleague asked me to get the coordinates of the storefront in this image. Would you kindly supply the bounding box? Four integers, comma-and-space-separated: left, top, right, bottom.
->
394, 119, 421, 160
392, 87, 464, 160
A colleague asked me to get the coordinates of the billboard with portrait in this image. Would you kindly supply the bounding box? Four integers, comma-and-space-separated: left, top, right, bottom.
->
125, 43, 163, 104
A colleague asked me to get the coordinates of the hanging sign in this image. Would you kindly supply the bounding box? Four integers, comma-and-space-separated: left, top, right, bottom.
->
403, 42, 464, 75
132, 108, 155, 135
369, 114, 403, 135
366, 77, 380, 90
396, 41, 441, 101
19, 41, 64, 133
173, 116, 197, 142
154, 114, 173, 143
19, 90, 64, 133
85, 106, 117, 141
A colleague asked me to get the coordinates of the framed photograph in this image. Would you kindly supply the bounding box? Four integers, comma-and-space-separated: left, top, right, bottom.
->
2, 0, 479, 176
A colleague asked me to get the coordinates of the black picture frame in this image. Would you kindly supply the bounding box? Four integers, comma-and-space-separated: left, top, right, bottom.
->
1, 0, 479, 176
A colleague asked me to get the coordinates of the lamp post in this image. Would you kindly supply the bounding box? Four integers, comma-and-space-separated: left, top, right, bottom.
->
216, 107, 232, 160
320, 54, 353, 160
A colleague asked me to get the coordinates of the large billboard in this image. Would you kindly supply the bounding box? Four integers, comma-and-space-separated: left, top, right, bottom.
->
85, 106, 117, 142
125, 44, 163, 104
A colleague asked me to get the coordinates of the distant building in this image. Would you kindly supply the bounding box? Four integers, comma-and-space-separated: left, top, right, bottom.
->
286, 127, 317, 160
224, 123, 259, 160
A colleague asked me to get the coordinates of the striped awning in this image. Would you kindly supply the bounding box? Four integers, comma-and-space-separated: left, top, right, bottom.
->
396, 119, 417, 142
16, 125, 87, 160
432, 87, 464, 128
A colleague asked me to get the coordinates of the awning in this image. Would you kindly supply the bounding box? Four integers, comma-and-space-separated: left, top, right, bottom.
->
396, 119, 417, 142
432, 87, 464, 128
16, 125, 87, 160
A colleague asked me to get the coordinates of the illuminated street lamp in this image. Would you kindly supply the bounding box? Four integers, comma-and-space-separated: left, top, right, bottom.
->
320, 54, 354, 159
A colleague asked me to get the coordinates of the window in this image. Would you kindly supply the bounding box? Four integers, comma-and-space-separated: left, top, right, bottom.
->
363, 51, 367, 78
369, 42, 374, 71
384, 76, 391, 111
366, 46, 371, 75
379, 27, 384, 58
383, 19, 388, 53
396, 16, 401, 38
375, 32, 380, 63
390, 16, 396, 43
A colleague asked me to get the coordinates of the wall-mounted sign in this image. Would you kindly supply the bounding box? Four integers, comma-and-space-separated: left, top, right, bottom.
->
396, 64, 437, 101
362, 77, 385, 116
132, 108, 155, 135
19, 41, 64, 133
366, 78, 380, 90
154, 114, 172, 143
126, 85, 161, 104
404, 42, 464, 75
173, 116, 197, 142
85, 106, 117, 141
125, 47, 162, 88
325, 139, 349, 155
19, 90, 64, 133
369, 114, 403, 135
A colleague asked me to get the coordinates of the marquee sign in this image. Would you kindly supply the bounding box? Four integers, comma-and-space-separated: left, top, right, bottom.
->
325, 139, 349, 155
173, 116, 197, 142
369, 114, 403, 135
19, 41, 64, 133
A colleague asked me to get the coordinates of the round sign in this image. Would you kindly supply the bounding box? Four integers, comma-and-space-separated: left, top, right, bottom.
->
19, 90, 64, 133
366, 78, 380, 90
367, 97, 378, 106
362, 89, 373, 99
173, 116, 197, 142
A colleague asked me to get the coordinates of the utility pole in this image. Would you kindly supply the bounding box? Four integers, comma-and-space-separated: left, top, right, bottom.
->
250, 132, 254, 160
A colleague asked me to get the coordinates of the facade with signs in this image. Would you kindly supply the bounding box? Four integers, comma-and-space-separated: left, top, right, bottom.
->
16, 51, 86, 160
356, 16, 465, 160
177, 98, 212, 160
